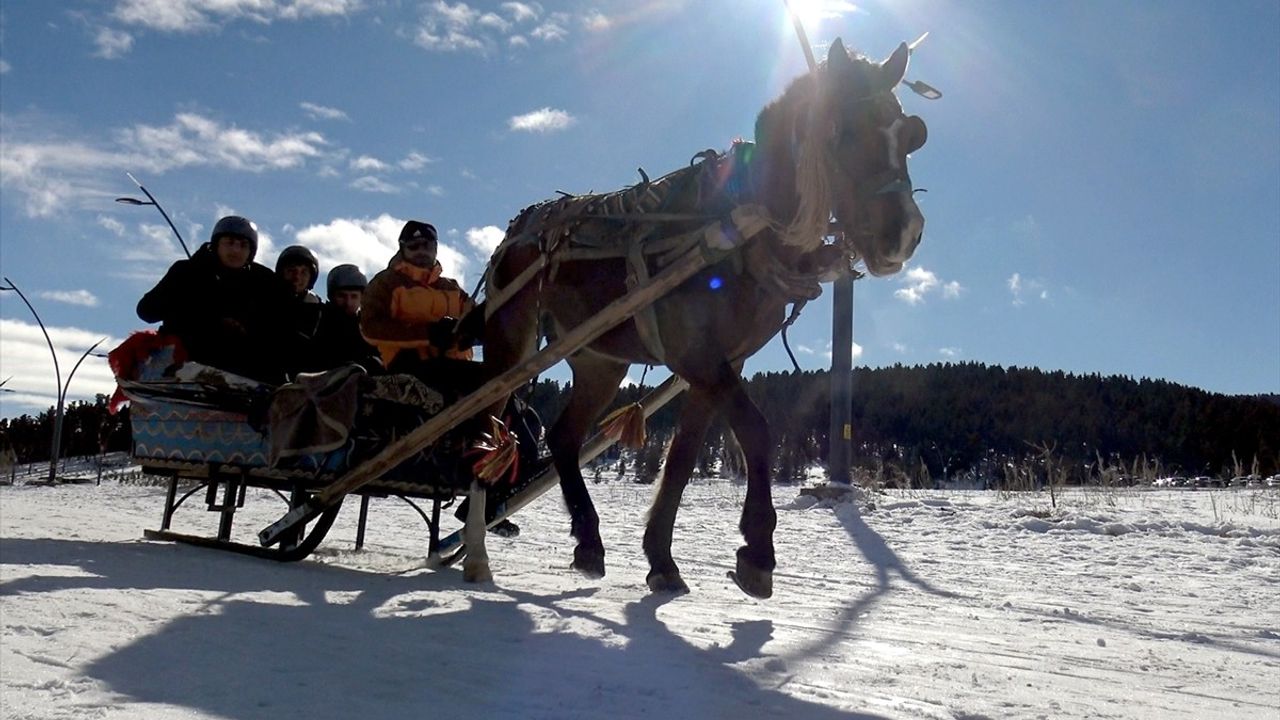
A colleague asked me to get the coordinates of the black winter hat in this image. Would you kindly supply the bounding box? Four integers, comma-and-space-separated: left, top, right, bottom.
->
399, 220, 437, 246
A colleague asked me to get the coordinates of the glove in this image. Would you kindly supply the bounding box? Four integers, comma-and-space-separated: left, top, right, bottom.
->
428, 318, 458, 349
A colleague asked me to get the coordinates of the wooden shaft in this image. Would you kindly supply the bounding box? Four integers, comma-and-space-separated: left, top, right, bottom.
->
259, 233, 733, 547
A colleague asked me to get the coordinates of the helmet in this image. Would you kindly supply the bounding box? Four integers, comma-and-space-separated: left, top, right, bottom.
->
275, 245, 319, 290
326, 263, 368, 300
210, 215, 259, 261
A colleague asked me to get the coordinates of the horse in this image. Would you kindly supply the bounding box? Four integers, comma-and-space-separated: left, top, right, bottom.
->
475, 38, 929, 597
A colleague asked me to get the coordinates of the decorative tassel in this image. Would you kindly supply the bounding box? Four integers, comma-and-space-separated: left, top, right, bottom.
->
465, 417, 520, 486
598, 402, 647, 449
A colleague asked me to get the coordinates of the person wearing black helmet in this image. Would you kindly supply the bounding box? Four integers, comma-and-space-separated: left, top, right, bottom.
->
276, 245, 322, 304
275, 244, 325, 375
136, 215, 291, 383
301, 263, 382, 374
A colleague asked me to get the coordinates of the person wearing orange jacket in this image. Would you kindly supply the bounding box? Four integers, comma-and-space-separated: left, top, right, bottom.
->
360, 220, 483, 398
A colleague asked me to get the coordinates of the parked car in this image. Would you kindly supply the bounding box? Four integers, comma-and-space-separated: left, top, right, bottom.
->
1266, 475, 1280, 489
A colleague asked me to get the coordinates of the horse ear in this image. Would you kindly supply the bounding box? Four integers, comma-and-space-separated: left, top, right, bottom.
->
827, 38, 853, 74
880, 41, 910, 89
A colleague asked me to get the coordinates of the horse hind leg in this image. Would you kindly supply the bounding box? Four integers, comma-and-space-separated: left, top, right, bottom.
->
725, 384, 776, 599
642, 385, 719, 594
549, 355, 629, 579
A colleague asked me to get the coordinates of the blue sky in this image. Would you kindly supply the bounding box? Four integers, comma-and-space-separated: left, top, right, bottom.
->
1, 0, 1277, 418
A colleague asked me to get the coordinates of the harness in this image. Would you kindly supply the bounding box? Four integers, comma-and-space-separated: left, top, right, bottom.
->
486, 144, 769, 364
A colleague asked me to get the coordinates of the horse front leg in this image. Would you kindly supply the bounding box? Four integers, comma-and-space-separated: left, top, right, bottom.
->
549, 356, 629, 578
461, 480, 492, 583
643, 386, 718, 594
725, 385, 776, 598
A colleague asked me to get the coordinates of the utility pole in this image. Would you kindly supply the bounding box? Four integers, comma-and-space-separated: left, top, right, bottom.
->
829, 275, 853, 484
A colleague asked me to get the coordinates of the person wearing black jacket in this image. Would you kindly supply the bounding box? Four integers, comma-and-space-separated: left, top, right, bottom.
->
302, 263, 383, 374
136, 215, 291, 384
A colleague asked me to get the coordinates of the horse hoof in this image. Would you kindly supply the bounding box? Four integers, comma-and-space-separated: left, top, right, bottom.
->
728, 561, 772, 599
646, 570, 689, 595
464, 564, 493, 584
572, 546, 606, 579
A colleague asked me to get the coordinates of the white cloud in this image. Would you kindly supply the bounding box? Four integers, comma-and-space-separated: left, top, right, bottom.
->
582, 11, 611, 31
37, 290, 101, 307
1008, 272, 1048, 306
939, 347, 960, 358
477, 12, 511, 32
350, 155, 390, 172
413, 1, 578, 54
0, 319, 121, 416
465, 225, 505, 256
120, 113, 329, 172
531, 19, 568, 42
111, 0, 363, 33
300, 101, 350, 122
894, 266, 962, 305
502, 2, 539, 23
795, 340, 861, 363
293, 213, 471, 289
349, 176, 399, 194
277, 0, 362, 21
891, 342, 908, 353
0, 60, 11, 74
508, 107, 576, 133
414, 1, 486, 53
894, 267, 938, 305
0, 112, 332, 215
415, 26, 486, 52
398, 152, 431, 171
94, 27, 135, 58
97, 216, 127, 236
117, 223, 186, 265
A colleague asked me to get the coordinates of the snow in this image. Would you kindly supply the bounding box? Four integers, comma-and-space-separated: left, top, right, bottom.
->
3, 465, 1278, 719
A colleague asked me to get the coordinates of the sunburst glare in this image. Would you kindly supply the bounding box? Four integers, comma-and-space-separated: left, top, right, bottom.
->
783, 0, 862, 32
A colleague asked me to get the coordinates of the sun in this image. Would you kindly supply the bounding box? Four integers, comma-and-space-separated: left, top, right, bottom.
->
783, 0, 852, 32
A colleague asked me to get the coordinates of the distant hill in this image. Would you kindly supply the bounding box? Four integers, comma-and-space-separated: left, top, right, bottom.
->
536, 362, 1280, 482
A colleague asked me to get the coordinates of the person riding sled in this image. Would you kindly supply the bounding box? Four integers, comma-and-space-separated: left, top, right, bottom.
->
305, 263, 382, 374
136, 215, 291, 384
361, 219, 533, 537
360, 220, 485, 397
275, 244, 329, 376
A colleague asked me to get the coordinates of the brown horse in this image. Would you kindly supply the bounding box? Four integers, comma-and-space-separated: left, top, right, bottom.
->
480, 38, 928, 597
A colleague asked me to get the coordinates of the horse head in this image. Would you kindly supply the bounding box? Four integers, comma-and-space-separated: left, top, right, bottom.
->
791, 38, 928, 277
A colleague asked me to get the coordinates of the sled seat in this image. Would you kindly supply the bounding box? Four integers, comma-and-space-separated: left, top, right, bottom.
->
112, 341, 473, 560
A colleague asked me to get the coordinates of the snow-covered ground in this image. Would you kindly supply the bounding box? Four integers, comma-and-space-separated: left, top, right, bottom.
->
2, 466, 1278, 719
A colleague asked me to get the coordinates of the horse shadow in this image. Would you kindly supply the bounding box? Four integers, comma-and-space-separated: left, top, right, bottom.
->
3, 537, 890, 720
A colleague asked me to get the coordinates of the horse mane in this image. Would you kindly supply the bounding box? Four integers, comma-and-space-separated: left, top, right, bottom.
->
754, 48, 881, 252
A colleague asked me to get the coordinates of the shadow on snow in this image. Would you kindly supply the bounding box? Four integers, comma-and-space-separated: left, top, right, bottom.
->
2, 537, 889, 720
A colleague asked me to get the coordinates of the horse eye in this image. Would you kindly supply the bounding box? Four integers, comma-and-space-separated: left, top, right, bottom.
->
902, 116, 928, 154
